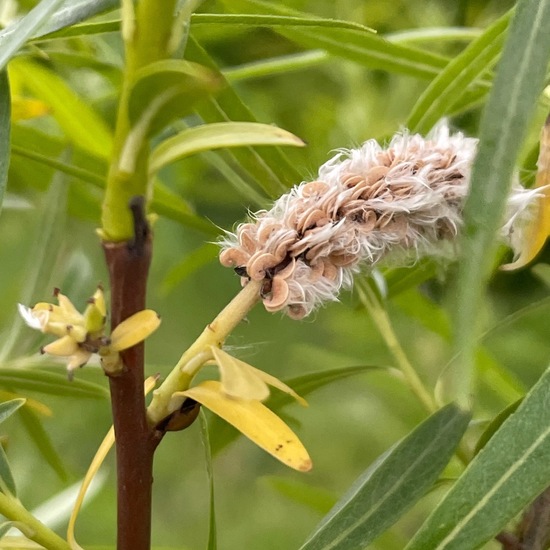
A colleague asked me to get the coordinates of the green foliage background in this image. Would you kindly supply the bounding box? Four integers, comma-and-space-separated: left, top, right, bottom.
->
1, 0, 550, 548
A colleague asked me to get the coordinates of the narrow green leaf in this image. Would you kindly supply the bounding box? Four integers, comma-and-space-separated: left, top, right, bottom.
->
11, 126, 215, 235
150, 188, 220, 236
185, 37, 302, 197
0, 445, 16, 496
0, 399, 25, 424
406, 365, 550, 550
161, 243, 219, 295
268, 366, 386, 410
33, 19, 120, 41
191, 13, 374, 33
300, 403, 470, 550
407, 10, 512, 133
442, 0, 550, 406
18, 406, 67, 481
382, 260, 438, 298
150, 122, 305, 174
28, 0, 118, 39
11, 145, 106, 188
127, 59, 222, 135
264, 477, 336, 515
0, 368, 108, 399
199, 411, 217, 550
0, 170, 68, 362
387, 27, 482, 45
210, 366, 386, 456
0, 0, 64, 71
0, 71, 10, 216
473, 399, 522, 456
222, 51, 329, 82
392, 289, 451, 341
219, 0, 452, 81
9, 58, 113, 159
476, 349, 525, 403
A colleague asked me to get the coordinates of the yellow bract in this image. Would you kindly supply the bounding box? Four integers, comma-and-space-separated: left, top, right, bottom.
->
502, 117, 550, 270
109, 309, 161, 352
178, 380, 312, 472
211, 346, 308, 406
211, 346, 270, 401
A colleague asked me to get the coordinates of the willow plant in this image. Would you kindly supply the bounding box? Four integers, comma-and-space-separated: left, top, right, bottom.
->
1, 1, 550, 550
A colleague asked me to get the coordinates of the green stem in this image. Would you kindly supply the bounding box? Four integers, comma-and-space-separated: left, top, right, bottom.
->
147, 280, 262, 426
0, 492, 70, 550
358, 283, 472, 464
101, 0, 178, 241
358, 282, 436, 413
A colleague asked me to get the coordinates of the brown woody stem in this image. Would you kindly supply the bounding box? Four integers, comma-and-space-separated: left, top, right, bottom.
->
103, 198, 160, 550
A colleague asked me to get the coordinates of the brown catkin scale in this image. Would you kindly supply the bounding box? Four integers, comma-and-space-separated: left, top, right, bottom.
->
220, 122, 539, 319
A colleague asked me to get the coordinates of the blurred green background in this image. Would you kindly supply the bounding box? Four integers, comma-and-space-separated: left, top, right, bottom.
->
1, 0, 549, 548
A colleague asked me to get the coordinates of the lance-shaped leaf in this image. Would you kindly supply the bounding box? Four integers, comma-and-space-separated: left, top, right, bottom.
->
300, 403, 470, 550
0, 368, 108, 399
19, 405, 67, 481
0, 0, 64, 70
0, 0, 119, 44
407, 365, 550, 550
179, 381, 312, 472
9, 58, 113, 159
441, 0, 550, 406
0, 399, 25, 425
127, 60, 222, 134
0, 399, 25, 497
119, 60, 223, 173
149, 122, 305, 174
407, 9, 512, 134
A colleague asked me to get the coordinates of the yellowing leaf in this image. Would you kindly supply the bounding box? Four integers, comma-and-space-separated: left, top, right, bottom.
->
67, 375, 159, 550
502, 115, 550, 270
211, 346, 270, 401
109, 309, 160, 351
9, 58, 113, 159
11, 96, 49, 121
179, 381, 312, 472
249, 365, 308, 407
211, 347, 308, 406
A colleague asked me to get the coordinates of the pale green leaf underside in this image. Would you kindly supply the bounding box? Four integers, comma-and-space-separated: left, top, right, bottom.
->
0, 399, 25, 424
150, 122, 306, 174
0, 0, 64, 71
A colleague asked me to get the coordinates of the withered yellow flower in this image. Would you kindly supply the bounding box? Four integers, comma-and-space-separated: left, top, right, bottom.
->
19, 287, 160, 378
168, 346, 311, 471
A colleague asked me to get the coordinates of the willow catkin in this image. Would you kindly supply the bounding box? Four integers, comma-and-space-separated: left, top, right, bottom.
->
220, 122, 538, 319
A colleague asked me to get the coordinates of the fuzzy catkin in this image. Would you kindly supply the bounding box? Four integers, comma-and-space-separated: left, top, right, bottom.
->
220, 123, 538, 319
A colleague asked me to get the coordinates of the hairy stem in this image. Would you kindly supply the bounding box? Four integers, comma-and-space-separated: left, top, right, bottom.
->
147, 279, 262, 426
